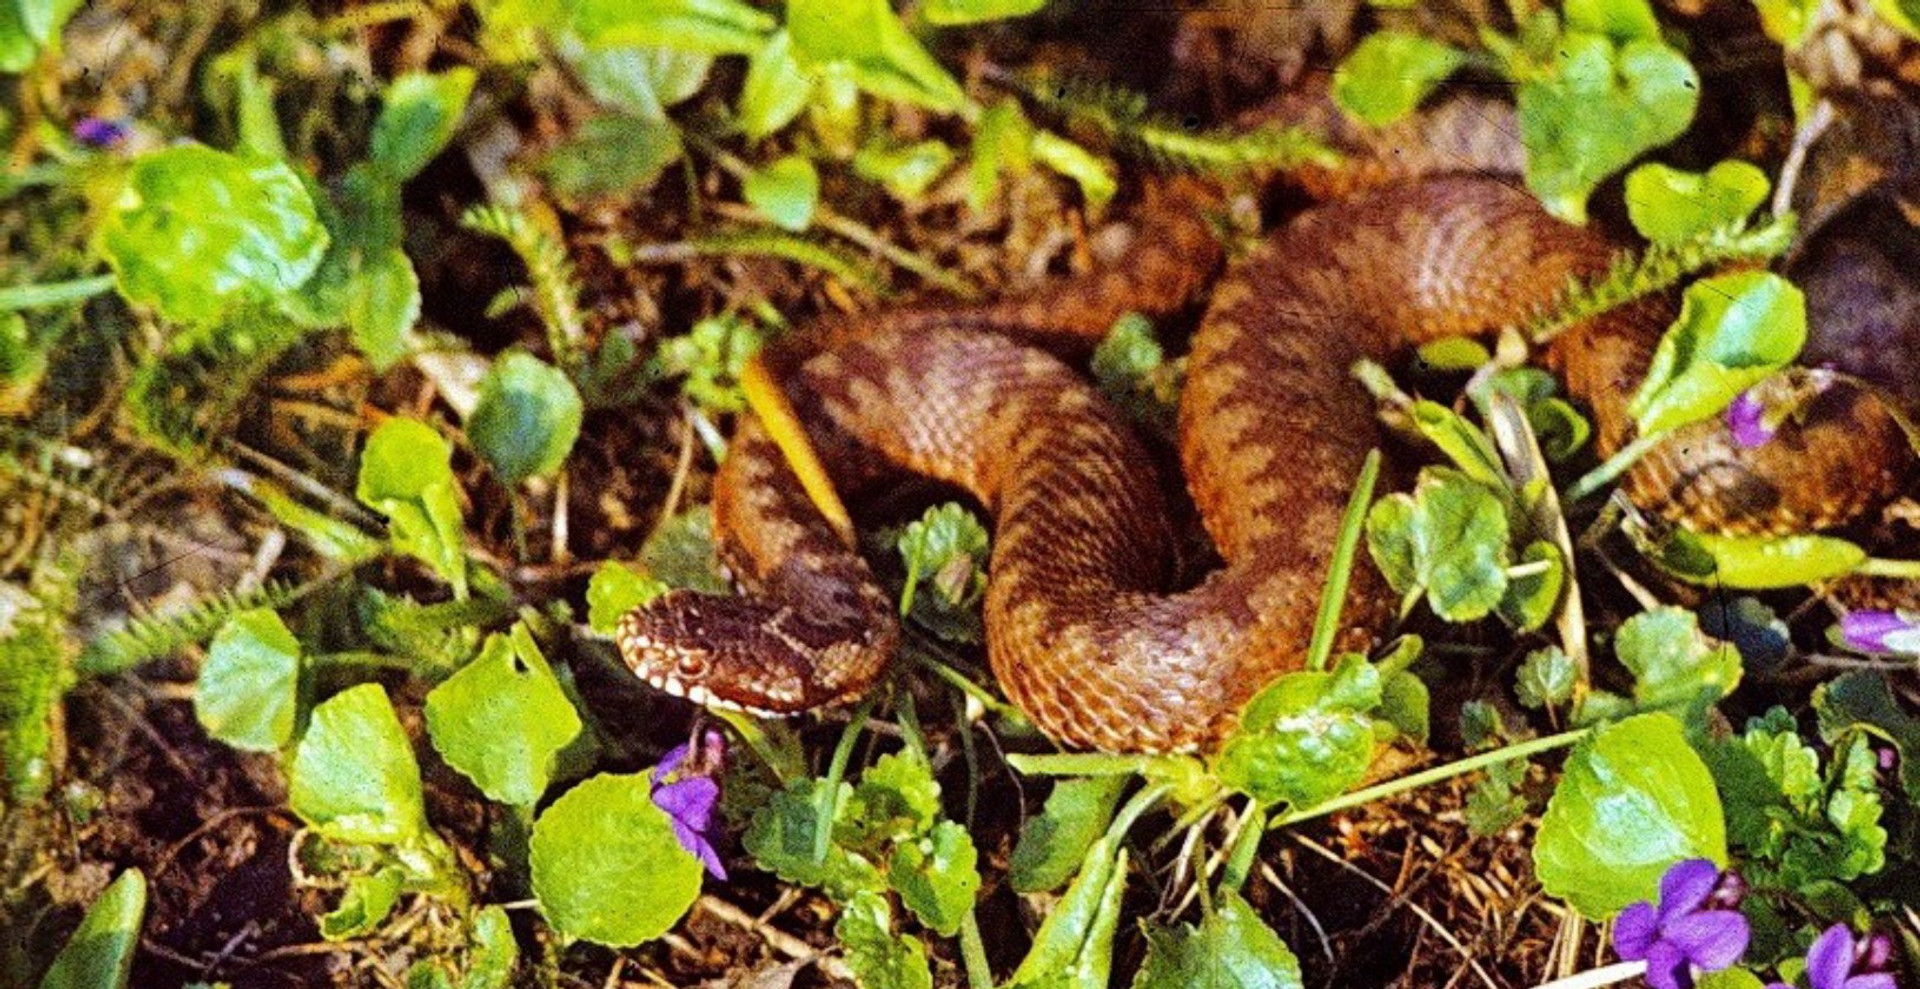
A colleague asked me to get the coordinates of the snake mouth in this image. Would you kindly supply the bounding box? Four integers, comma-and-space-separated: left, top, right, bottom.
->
616, 591, 832, 717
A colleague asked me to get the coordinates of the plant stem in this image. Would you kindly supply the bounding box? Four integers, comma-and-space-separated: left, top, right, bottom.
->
1565, 430, 1668, 505
958, 911, 994, 989
1307, 449, 1381, 673
1856, 557, 1920, 579
0, 274, 113, 311
1271, 727, 1592, 829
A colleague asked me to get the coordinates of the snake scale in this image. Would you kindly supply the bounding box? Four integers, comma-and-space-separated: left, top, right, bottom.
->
617, 173, 1917, 753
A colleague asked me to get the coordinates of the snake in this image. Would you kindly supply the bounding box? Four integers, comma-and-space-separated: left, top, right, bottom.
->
616, 172, 1918, 754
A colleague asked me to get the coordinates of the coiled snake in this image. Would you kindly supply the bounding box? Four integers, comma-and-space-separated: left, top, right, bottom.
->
617, 174, 1916, 753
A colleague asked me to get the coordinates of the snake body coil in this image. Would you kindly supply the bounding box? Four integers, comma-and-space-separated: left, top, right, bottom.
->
619, 175, 1915, 753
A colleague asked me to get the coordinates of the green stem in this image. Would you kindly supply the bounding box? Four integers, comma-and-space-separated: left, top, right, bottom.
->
1307, 449, 1381, 673
1105, 782, 1173, 843
1855, 557, 1920, 579
1218, 799, 1268, 894
958, 911, 994, 989
0, 274, 114, 311
813, 697, 876, 865
1006, 752, 1181, 778
1565, 430, 1669, 505
1271, 727, 1591, 829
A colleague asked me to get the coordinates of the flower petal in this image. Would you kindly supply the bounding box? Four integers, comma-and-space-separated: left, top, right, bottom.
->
1615, 901, 1660, 960
1839, 611, 1913, 655
654, 777, 719, 831
651, 741, 694, 784
1644, 940, 1691, 989
1665, 910, 1750, 970
1841, 976, 1897, 989
1725, 390, 1775, 448
1657, 858, 1721, 922
1805, 924, 1857, 989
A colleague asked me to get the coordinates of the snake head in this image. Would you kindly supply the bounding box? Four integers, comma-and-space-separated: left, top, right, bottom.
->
616, 589, 861, 716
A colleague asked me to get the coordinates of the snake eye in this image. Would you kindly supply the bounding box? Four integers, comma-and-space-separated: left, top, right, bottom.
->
675, 652, 710, 679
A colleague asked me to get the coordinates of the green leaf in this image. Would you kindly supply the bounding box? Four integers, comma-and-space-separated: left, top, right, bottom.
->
38, 869, 145, 989
1533, 712, 1727, 917
463, 906, 519, 989
739, 31, 812, 138
1814, 672, 1920, 801
371, 69, 477, 182
1216, 655, 1382, 807
1695, 969, 1770, 989
1564, 0, 1662, 40
1614, 607, 1741, 716
743, 155, 820, 232
1708, 709, 1887, 887
1029, 130, 1116, 212
887, 820, 980, 937
1642, 529, 1866, 590
1135, 890, 1304, 989
1498, 540, 1564, 632
538, 114, 684, 201
194, 608, 301, 752
852, 750, 943, 842
1871, 0, 1920, 38
896, 502, 989, 621
287, 684, 427, 845
1624, 161, 1771, 245
1468, 367, 1590, 462
1516, 646, 1577, 709
743, 778, 885, 899
530, 772, 705, 946
319, 867, 403, 940
1007, 838, 1128, 989
573, 0, 776, 54
1379, 670, 1430, 745
1515, 31, 1699, 223
1364, 468, 1510, 622
788, 0, 966, 112
968, 98, 1033, 209
1406, 401, 1507, 490
1332, 31, 1466, 127
1628, 271, 1806, 436
1010, 775, 1127, 893
95, 145, 330, 325
347, 247, 421, 370
924, 0, 1047, 25
425, 625, 583, 806
586, 562, 670, 635
651, 314, 762, 415
0, 0, 82, 73
853, 139, 955, 201
837, 891, 933, 989
640, 506, 732, 594
571, 44, 713, 118
1091, 313, 1177, 431
468, 351, 584, 484
356, 418, 467, 594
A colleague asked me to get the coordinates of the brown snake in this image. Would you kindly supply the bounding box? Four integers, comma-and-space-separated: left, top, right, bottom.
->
617, 174, 1917, 753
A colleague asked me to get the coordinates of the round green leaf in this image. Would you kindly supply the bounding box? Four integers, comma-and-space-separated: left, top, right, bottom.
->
888, 820, 981, 937
1517, 32, 1699, 223
788, 0, 965, 112
346, 247, 421, 371
1615, 607, 1742, 712
1217, 657, 1382, 807
370, 69, 477, 183
1332, 31, 1466, 127
424, 625, 583, 806
585, 561, 669, 634
95, 145, 329, 325
1136, 890, 1304, 989
743, 155, 819, 232
1534, 712, 1727, 917
194, 608, 302, 752
39, 868, 145, 989
1624, 160, 1770, 245
1628, 271, 1807, 436
355, 417, 466, 591
530, 772, 703, 946
853, 139, 955, 201
468, 351, 584, 484
739, 31, 812, 139
287, 683, 426, 845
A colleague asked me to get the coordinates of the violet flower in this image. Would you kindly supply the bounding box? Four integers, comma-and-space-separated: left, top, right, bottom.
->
1839, 610, 1920, 656
651, 730, 728, 880
1726, 389, 1775, 449
1613, 858, 1752, 989
1767, 924, 1898, 989
73, 117, 129, 148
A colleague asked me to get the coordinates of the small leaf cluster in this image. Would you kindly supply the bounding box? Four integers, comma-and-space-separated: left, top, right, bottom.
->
1706, 710, 1888, 896
744, 747, 981, 987
894, 501, 991, 644
1334, 0, 1700, 222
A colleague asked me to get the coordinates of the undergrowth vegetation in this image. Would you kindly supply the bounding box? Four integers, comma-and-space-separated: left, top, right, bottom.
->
3, 0, 1919, 987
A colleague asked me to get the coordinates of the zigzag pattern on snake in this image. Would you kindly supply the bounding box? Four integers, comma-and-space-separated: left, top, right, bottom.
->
618, 174, 1915, 753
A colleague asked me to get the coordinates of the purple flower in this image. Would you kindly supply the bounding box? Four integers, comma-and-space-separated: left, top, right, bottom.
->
651, 731, 728, 880
1726, 390, 1776, 449
1767, 924, 1899, 989
1839, 610, 1920, 656
1613, 859, 1752, 989
73, 117, 129, 148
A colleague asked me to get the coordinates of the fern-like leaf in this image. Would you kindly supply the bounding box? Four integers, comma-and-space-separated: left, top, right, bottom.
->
1523, 214, 1797, 346
1022, 74, 1340, 176
77, 578, 303, 677
461, 204, 587, 364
